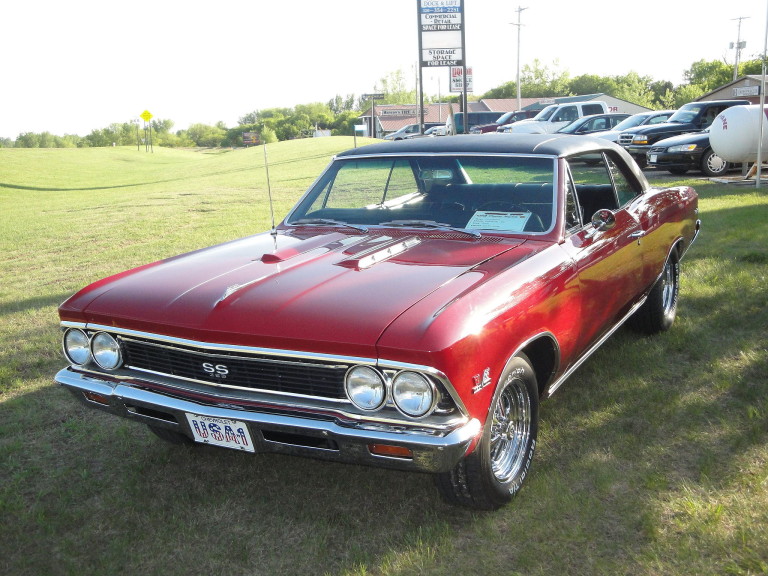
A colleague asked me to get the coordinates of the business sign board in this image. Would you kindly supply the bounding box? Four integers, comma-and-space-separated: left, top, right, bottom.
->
734, 86, 760, 97
419, 0, 464, 68
449, 66, 473, 93
242, 132, 260, 145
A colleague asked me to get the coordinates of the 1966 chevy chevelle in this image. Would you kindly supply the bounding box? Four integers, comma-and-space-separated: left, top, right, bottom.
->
56, 135, 699, 509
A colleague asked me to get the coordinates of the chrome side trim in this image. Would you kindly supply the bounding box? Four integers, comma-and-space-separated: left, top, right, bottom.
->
545, 297, 646, 397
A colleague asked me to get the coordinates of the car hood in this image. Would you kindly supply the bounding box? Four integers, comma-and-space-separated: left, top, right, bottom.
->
652, 131, 709, 147
629, 120, 695, 135
60, 229, 529, 357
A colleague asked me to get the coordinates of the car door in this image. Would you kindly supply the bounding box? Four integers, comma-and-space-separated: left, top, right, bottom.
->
559, 152, 646, 354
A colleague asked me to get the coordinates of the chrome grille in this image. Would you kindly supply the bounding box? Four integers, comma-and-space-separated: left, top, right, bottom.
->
121, 337, 349, 399
618, 133, 634, 146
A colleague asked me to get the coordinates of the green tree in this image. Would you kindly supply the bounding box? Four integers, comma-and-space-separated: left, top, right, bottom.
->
185, 123, 227, 147
520, 59, 571, 97
378, 69, 417, 104
684, 59, 732, 91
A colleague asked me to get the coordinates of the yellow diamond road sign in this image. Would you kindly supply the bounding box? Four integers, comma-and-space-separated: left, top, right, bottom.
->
140, 110, 153, 122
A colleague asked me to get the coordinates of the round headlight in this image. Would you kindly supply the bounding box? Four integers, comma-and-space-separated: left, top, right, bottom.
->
90, 332, 122, 370
345, 366, 386, 411
392, 371, 435, 418
63, 328, 91, 366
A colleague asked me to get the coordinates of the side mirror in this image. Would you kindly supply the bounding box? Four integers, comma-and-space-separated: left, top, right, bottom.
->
591, 209, 616, 231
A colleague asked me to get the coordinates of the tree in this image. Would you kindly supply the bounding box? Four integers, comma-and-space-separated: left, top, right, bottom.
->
184, 123, 227, 147
516, 59, 572, 98
684, 59, 732, 92
378, 69, 417, 104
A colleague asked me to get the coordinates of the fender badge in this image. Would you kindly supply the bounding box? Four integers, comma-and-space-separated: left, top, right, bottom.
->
472, 368, 492, 394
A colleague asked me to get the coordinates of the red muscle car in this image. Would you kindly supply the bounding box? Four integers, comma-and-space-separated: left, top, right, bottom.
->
56, 134, 699, 509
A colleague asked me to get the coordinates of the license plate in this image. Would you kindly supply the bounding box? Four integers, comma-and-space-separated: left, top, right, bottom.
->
185, 413, 255, 452
649, 154, 657, 163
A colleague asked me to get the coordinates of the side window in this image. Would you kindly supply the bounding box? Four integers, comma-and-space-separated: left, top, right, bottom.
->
567, 152, 641, 213
567, 153, 619, 219
564, 170, 583, 232
606, 156, 639, 206
582, 104, 604, 116
553, 106, 578, 122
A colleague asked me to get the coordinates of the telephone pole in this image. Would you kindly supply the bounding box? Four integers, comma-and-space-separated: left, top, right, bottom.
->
511, 6, 528, 111
731, 16, 749, 81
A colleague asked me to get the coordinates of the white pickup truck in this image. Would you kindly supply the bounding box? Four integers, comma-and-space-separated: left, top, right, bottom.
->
501, 101, 608, 134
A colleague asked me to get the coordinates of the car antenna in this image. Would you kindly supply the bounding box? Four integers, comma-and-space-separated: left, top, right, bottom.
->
263, 143, 277, 237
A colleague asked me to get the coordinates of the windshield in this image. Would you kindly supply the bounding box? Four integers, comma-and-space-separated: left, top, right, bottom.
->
667, 104, 700, 124
286, 154, 556, 235
611, 114, 650, 131
533, 105, 557, 121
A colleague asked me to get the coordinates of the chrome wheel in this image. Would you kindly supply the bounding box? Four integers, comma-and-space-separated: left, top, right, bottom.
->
660, 259, 678, 317
490, 377, 532, 483
436, 354, 539, 510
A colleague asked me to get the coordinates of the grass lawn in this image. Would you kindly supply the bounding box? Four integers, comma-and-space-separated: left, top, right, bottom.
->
1, 139, 766, 576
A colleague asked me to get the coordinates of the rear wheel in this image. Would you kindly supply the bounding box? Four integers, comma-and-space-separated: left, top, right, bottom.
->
436, 354, 539, 510
629, 251, 680, 334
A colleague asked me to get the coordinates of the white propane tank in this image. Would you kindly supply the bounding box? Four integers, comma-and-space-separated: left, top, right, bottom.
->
710, 105, 768, 163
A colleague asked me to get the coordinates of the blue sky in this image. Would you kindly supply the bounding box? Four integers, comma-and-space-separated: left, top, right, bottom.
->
1, 0, 765, 138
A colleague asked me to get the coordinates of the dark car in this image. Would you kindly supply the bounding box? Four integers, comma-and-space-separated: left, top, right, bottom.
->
647, 130, 739, 176
469, 110, 539, 134
619, 100, 750, 167
56, 135, 699, 510
556, 113, 630, 135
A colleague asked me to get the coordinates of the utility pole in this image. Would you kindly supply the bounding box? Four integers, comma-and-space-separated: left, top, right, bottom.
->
512, 6, 528, 112
731, 16, 749, 81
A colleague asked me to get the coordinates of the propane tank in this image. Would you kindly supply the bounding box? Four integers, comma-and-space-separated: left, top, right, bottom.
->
709, 105, 768, 163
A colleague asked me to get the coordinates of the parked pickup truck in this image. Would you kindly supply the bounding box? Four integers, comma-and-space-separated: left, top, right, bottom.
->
500, 101, 608, 134
618, 99, 749, 167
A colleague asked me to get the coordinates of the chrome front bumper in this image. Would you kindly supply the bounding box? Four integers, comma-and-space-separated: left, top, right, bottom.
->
55, 367, 481, 473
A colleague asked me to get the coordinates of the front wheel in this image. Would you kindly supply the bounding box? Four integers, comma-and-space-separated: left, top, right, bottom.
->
436, 354, 539, 510
700, 149, 728, 177
629, 251, 680, 334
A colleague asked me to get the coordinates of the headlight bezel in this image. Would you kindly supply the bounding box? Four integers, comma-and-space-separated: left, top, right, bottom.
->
392, 371, 437, 418
90, 331, 123, 371
62, 328, 92, 366
667, 144, 698, 153
344, 365, 387, 411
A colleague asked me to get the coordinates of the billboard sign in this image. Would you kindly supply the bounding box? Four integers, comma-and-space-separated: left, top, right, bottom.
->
449, 66, 473, 93
419, 0, 464, 68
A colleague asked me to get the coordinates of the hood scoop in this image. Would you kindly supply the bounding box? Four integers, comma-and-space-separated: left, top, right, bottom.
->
337, 237, 421, 270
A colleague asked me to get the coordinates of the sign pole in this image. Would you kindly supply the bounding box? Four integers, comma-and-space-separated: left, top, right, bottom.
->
417, 2, 425, 133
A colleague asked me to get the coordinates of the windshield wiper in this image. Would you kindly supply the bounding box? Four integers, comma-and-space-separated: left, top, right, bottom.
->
379, 219, 481, 238
292, 218, 368, 233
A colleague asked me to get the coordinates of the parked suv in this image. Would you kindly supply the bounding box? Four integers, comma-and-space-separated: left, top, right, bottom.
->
500, 101, 608, 134
619, 100, 749, 167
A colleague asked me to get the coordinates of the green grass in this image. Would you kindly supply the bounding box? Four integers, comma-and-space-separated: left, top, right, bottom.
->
1, 142, 767, 575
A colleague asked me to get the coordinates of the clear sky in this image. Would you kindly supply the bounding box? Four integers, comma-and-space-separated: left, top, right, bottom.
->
1, 0, 765, 139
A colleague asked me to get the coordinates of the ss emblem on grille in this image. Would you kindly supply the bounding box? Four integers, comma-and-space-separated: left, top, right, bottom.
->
202, 362, 229, 378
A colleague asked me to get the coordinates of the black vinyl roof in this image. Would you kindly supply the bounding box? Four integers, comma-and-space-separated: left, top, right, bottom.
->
337, 133, 625, 158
